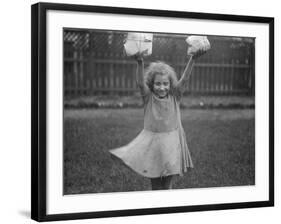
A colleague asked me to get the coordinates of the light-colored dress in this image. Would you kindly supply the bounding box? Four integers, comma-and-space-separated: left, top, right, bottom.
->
109, 91, 193, 178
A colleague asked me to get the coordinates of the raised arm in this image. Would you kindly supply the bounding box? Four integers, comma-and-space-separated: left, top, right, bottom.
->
176, 36, 211, 94
135, 56, 150, 97
175, 55, 195, 93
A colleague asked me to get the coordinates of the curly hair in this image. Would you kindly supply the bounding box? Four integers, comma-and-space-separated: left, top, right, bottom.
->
144, 61, 178, 91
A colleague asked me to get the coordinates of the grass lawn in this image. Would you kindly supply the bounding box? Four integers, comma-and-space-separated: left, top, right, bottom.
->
64, 108, 255, 194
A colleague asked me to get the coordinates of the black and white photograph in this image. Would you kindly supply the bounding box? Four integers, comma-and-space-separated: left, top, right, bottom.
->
63, 29, 255, 194
30, 2, 274, 222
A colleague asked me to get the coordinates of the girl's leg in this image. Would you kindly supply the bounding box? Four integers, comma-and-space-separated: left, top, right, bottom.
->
150, 177, 162, 190
161, 175, 174, 190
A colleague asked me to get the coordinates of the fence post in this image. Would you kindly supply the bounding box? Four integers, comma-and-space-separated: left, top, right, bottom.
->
250, 41, 255, 96
110, 62, 114, 95
79, 50, 84, 95
73, 51, 79, 97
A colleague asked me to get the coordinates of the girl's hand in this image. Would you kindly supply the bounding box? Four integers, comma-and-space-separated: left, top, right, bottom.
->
133, 52, 144, 62
191, 48, 207, 59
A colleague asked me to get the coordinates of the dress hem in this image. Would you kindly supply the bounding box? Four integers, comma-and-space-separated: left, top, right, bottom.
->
110, 150, 193, 178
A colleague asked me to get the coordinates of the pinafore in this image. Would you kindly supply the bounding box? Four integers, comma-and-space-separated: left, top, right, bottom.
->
109, 91, 193, 178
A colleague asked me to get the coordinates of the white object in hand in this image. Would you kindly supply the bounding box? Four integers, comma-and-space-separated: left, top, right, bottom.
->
124, 32, 153, 57
185, 36, 211, 55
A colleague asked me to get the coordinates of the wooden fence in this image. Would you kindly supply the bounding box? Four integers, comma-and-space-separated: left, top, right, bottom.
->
64, 29, 255, 97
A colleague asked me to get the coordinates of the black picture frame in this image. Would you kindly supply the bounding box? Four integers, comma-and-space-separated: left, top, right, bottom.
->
31, 2, 274, 222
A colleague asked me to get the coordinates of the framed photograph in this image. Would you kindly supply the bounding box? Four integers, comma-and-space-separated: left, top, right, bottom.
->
31, 2, 274, 222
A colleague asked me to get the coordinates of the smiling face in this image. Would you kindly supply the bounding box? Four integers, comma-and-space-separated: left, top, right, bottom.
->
153, 73, 171, 98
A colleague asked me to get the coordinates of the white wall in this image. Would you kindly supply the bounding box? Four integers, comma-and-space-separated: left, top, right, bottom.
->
0, 0, 279, 223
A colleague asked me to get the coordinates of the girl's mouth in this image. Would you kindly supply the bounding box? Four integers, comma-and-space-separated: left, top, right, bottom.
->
156, 90, 168, 97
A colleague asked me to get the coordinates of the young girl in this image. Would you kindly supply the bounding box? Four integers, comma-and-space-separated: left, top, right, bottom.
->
110, 47, 207, 190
